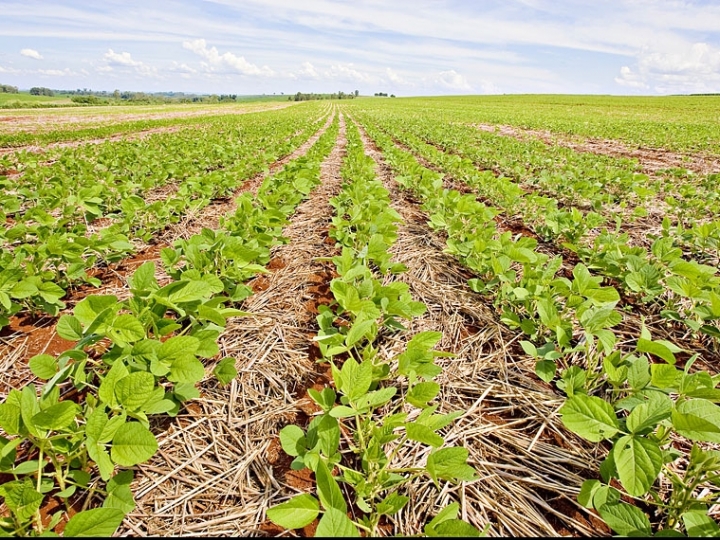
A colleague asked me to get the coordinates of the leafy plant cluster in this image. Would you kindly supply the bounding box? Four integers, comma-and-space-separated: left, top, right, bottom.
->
363, 113, 720, 345
357, 117, 720, 536
267, 119, 484, 537
0, 107, 330, 329
0, 111, 338, 536
161, 115, 341, 302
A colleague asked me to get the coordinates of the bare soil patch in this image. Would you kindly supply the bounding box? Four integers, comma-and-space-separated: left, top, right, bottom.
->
472, 123, 720, 176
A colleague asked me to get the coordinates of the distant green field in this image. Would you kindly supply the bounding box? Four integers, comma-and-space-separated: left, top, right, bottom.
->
0, 92, 73, 107
409, 94, 720, 154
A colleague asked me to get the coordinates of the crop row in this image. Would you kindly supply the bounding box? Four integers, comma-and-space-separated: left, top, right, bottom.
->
354, 115, 720, 537
267, 117, 483, 537
352, 110, 720, 350
0, 111, 340, 536
0, 106, 330, 329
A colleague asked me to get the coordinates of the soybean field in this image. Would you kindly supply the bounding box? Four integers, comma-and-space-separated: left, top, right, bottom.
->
1, 95, 720, 537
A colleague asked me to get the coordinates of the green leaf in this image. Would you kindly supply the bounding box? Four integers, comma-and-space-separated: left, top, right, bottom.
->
104, 472, 136, 514
520, 340, 538, 358
169, 354, 205, 384
614, 435, 662, 497
279, 425, 306, 458
315, 507, 359, 537
406, 422, 444, 447
329, 406, 356, 418
266, 494, 319, 530
32, 401, 79, 431
345, 318, 374, 348
86, 409, 125, 444
559, 394, 620, 442
427, 447, 478, 484
407, 382, 441, 408
56, 315, 83, 341
432, 520, 482, 537
74, 295, 119, 327
0, 402, 21, 435
651, 364, 680, 389
128, 262, 157, 292
158, 336, 199, 361
87, 441, 115, 481
682, 510, 720, 537
107, 314, 145, 345
110, 422, 158, 466
637, 338, 676, 364
376, 493, 409, 516
626, 393, 673, 433
115, 372, 156, 412
340, 358, 372, 401
316, 459, 346, 513
98, 360, 129, 408
213, 358, 237, 385
535, 360, 556, 383
357, 387, 396, 410
315, 414, 341, 457
673, 399, 720, 443
308, 387, 336, 411
598, 503, 651, 536
63, 508, 126, 537
167, 280, 212, 303
29, 354, 57, 380
2, 480, 43, 521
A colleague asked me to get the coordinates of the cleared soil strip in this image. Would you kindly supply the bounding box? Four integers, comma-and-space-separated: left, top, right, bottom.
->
0, 112, 337, 396
0, 102, 299, 135
0, 125, 188, 157
0, 103, 302, 156
472, 122, 720, 176
119, 115, 348, 536
352, 117, 606, 536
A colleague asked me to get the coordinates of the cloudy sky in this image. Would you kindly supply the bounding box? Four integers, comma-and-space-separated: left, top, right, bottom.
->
1, 0, 719, 96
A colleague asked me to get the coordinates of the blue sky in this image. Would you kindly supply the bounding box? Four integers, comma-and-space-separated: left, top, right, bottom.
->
1, 0, 719, 96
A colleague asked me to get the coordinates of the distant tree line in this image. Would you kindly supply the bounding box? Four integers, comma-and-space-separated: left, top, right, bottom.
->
30, 87, 54, 96
290, 90, 360, 101
374, 92, 396, 98
0, 84, 18, 93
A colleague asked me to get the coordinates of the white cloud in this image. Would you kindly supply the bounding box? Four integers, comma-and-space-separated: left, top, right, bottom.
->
326, 63, 374, 83
20, 48, 43, 60
297, 61, 319, 79
385, 67, 412, 86
182, 38, 274, 76
615, 42, 720, 93
435, 69, 471, 91
169, 61, 197, 78
38, 68, 75, 76
102, 49, 158, 77
0, 64, 21, 74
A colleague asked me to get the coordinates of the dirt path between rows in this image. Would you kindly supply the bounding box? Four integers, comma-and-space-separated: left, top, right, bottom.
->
350, 116, 605, 536
118, 114, 347, 536
472, 123, 720, 177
